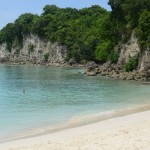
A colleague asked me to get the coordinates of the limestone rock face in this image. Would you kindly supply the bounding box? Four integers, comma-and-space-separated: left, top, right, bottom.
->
117, 31, 150, 71
118, 32, 140, 65
139, 51, 150, 71
0, 43, 10, 62
0, 34, 67, 64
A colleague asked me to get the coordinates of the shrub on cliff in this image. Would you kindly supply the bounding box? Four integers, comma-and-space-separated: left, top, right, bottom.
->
123, 57, 138, 72
108, 51, 119, 64
44, 53, 49, 62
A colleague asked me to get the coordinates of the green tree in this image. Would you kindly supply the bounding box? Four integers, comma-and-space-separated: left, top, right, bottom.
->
42, 5, 59, 15
137, 10, 150, 50
95, 41, 112, 62
14, 13, 37, 36
1, 23, 15, 52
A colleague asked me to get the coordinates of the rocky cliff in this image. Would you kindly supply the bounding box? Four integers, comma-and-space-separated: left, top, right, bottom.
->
1, 32, 150, 81
85, 32, 150, 81
0, 34, 67, 65
118, 32, 150, 71
118, 32, 140, 66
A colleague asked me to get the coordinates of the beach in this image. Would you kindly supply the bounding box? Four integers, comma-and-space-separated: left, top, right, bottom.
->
0, 0, 150, 149
0, 110, 150, 150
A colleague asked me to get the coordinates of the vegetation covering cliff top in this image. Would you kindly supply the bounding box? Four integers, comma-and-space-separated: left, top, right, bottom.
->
0, 0, 149, 64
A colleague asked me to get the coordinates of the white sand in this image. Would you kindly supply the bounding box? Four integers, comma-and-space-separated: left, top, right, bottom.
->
0, 110, 150, 150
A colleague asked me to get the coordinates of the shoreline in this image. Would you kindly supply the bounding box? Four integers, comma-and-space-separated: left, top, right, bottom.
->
0, 103, 150, 144
85, 62, 150, 81
0, 109, 150, 150
1, 62, 150, 83
0, 61, 86, 68
1, 63, 150, 86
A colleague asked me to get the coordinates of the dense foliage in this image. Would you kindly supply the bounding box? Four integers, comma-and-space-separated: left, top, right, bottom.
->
123, 57, 138, 72
108, 0, 150, 45
137, 10, 150, 51
0, 1, 149, 64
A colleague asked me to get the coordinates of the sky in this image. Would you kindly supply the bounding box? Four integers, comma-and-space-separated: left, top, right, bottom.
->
0, 0, 111, 29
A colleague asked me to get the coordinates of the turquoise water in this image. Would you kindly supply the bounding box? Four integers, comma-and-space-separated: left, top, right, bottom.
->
0, 64, 150, 140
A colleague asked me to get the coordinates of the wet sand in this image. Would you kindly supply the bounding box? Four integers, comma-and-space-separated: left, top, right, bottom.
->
0, 110, 150, 150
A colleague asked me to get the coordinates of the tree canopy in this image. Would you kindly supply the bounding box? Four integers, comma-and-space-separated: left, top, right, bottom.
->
0, 1, 149, 63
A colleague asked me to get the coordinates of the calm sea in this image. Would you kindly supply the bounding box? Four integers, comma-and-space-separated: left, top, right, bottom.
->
0, 64, 150, 141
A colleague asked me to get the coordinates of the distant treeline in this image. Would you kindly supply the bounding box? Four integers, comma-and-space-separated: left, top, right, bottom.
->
0, 0, 149, 63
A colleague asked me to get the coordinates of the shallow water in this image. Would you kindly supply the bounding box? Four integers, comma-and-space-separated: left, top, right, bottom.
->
0, 64, 150, 140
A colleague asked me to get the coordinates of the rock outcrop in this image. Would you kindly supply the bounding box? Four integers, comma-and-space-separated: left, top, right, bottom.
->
139, 51, 150, 71
117, 31, 150, 72
85, 32, 150, 81
0, 34, 67, 65
118, 32, 140, 65
85, 62, 150, 81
